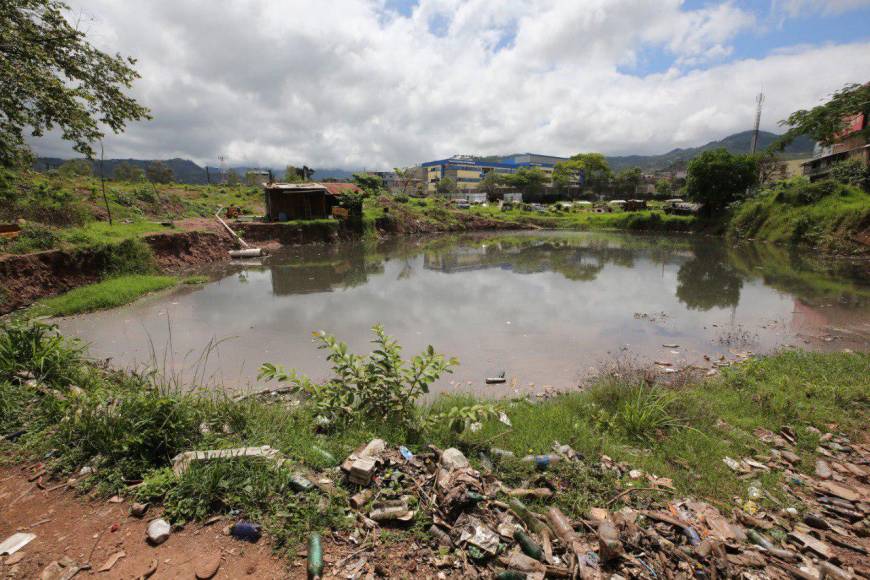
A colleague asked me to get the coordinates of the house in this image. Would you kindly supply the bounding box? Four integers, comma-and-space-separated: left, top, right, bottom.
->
802, 113, 869, 181
263, 182, 362, 221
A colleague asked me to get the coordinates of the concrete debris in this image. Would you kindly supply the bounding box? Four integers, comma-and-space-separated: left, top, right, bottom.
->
440, 448, 469, 470
171, 445, 282, 476
0, 532, 35, 555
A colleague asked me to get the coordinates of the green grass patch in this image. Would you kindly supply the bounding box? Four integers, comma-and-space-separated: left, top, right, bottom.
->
32, 274, 178, 316
181, 275, 209, 285
729, 178, 870, 254
59, 220, 176, 247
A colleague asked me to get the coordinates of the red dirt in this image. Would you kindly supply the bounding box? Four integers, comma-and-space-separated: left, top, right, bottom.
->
0, 466, 287, 579
0, 230, 235, 315
0, 467, 445, 579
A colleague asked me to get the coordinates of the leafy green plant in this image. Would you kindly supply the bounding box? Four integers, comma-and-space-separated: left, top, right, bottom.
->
423, 402, 501, 433
260, 325, 457, 429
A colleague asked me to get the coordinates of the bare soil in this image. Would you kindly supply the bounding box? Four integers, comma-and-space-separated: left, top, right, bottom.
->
0, 467, 443, 579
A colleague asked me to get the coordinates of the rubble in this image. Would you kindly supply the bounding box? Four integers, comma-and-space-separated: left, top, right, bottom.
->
146, 518, 171, 545
326, 429, 870, 579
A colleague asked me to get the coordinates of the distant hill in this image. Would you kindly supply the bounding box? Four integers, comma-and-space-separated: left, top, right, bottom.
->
34, 157, 359, 184
605, 130, 815, 172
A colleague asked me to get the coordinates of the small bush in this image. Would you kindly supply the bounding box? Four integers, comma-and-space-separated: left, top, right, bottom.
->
0, 222, 58, 253
260, 325, 457, 429
96, 238, 157, 275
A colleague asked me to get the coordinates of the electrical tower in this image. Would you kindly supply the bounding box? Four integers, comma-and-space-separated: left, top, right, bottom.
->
750, 92, 765, 154
218, 155, 226, 183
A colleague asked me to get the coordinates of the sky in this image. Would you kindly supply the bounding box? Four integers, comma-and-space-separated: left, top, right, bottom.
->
31, 0, 870, 169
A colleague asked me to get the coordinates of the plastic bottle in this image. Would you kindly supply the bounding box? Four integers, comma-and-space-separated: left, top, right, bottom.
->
521, 454, 561, 469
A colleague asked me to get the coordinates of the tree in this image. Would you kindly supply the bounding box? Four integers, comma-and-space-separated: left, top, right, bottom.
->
654, 179, 673, 198
145, 161, 173, 184
777, 83, 870, 148
685, 149, 758, 215
435, 176, 456, 195
284, 165, 302, 182
613, 167, 642, 196
479, 171, 503, 200
831, 158, 870, 190
555, 153, 612, 192
352, 172, 383, 196
503, 167, 550, 198
225, 168, 240, 186
0, 0, 150, 167
113, 161, 145, 182
393, 167, 416, 196
57, 158, 92, 178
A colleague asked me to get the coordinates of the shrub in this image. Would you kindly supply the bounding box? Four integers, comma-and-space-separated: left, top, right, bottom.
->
260, 325, 457, 429
96, 238, 157, 275
0, 222, 58, 253
831, 159, 870, 190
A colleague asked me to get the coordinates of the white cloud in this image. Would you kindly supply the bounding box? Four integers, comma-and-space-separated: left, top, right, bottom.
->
772, 0, 870, 19
29, 0, 870, 168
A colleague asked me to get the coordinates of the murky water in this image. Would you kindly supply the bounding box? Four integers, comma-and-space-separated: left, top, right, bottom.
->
56, 231, 870, 396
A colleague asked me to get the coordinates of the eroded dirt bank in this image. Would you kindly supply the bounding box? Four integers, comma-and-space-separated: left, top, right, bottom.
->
0, 231, 234, 314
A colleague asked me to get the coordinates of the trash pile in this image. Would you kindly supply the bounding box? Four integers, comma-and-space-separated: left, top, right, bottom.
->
327, 430, 869, 579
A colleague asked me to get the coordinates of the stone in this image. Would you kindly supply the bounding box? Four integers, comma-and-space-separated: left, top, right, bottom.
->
441, 448, 469, 470
146, 518, 171, 545
815, 459, 833, 480
130, 502, 150, 518
348, 457, 377, 486
195, 555, 222, 579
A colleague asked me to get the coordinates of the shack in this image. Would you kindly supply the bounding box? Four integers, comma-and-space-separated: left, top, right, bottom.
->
263, 182, 340, 221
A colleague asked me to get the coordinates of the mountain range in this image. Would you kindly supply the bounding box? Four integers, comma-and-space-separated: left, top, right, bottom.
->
35, 130, 816, 184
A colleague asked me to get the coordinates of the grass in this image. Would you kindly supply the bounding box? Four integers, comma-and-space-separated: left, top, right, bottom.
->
31, 274, 178, 316
59, 220, 177, 247
729, 178, 870, 254
1, 319, 867, 554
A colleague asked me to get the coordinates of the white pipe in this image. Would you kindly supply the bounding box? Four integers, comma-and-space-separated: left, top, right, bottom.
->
215, 207, 249, 248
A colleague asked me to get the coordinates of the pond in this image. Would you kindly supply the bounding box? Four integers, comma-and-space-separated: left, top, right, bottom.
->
56, 231, 870, 397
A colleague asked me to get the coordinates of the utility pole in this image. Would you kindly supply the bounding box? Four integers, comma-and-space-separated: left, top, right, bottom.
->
750, 92, 765, 154
218, 155, 226, 184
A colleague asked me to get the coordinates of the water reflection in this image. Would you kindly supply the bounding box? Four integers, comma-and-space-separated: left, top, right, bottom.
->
56, 231, 870, 395
675, 242, 743, 311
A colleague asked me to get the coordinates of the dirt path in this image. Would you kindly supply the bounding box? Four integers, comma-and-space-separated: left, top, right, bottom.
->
0, 466, 288, 579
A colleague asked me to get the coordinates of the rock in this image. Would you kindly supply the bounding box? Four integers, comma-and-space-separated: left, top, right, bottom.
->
195, 555, 222, 579
348, 457, 377, 485
441, 448, 469, 470
98, 550, 125, 572
130, 502, 150, 518
146, 518, 171, 545
815, 459, 833, 480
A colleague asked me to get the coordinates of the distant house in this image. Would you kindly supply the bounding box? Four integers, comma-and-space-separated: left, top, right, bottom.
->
503, 192, 523, 203
802, 113, 869, 181
263, 182, 362, 221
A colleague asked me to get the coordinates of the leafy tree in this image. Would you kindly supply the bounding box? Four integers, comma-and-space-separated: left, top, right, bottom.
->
393, 167, 416, 196
57, 158, 92, 178
0, 0, 150, 166
479, 171, 503, 200
113, 161, 144, 182
777, 83, 870, 148
503, 167, 550, 198
685, 149, 758, 215
145, 161, 173, 184
654, 179, 673, 198
830, 158, 870, 190
352, 172, 383, 196
556, 153, 612, 192
225, 168, 240, 186
284, 165, 302, 182
435, 176, 457, 195
613, 167, 642, 196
